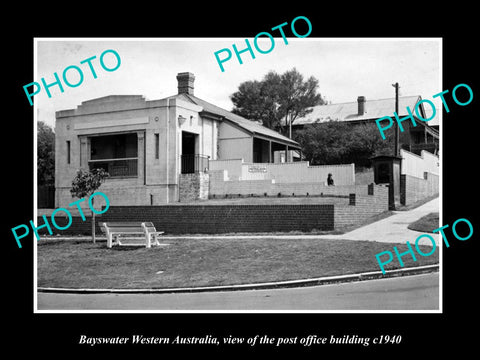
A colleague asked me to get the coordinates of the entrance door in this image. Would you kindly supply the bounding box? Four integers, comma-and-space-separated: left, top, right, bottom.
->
181, 131, 197, 173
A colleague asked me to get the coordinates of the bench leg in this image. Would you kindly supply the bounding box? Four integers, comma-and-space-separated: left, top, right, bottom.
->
146, 234, 151, 249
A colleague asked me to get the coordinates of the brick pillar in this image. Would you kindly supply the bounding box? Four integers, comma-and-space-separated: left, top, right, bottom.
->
179, 173, 210, 202
368, 183, 374, 195
400, 174, 406, 205
349, 193, 356, 206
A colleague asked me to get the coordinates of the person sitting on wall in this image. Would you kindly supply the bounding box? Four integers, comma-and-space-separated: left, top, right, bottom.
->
327, 173, 335, 186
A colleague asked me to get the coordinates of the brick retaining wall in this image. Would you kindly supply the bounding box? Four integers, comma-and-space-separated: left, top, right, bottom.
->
37, 204, 334, 235
400, 173, 439, 205
334, 185, 389, 228
100, 204, 335, 234
37, 183, 390, 236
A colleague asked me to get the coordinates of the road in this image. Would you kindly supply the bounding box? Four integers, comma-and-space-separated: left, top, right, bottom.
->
37, 272, 439, 311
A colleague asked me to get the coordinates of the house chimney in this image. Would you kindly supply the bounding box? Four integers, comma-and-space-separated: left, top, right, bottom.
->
357, 96, 366, 116
177, 72, 195, 95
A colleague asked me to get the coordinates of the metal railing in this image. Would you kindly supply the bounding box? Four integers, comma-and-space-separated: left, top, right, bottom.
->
88, 158, 138, 177
181, 154, 209, 174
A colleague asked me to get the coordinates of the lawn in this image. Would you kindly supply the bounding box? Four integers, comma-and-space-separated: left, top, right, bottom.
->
408, 212, 439, 233
37, 237, 439, 289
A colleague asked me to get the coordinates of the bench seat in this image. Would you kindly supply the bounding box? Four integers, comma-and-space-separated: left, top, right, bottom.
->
100, 222, 164, 248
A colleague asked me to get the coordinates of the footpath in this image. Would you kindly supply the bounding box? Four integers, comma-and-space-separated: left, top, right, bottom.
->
332, 197, 439, 245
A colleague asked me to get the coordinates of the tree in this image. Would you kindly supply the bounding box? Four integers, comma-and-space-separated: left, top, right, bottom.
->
230, 68, 325, 136
230, 73, 282, 132
295, 121, 395, 168
277, 68, 324, 137
70, 168, 109, 243
37, 121, 55, 186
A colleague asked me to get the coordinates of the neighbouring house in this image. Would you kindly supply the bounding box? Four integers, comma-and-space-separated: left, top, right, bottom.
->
293, 95, 440, 156
54, 72, 301, 207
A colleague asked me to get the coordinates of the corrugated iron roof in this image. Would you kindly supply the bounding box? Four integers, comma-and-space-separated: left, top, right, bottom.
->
295, 95, 440, 126
169, 93, 300, 147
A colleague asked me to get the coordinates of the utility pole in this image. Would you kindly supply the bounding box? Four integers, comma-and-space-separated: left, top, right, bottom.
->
392, 82, 400, 157
288, 114, 292, 139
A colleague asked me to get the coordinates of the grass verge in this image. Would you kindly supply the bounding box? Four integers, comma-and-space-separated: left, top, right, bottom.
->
408, 212, 439, 233
37, 237, 438, 289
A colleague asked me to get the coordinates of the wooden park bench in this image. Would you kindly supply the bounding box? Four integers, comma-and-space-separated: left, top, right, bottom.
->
100, 222, 165, 248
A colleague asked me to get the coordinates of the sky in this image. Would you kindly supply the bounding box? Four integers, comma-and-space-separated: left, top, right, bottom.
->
35, 38, 441, 128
